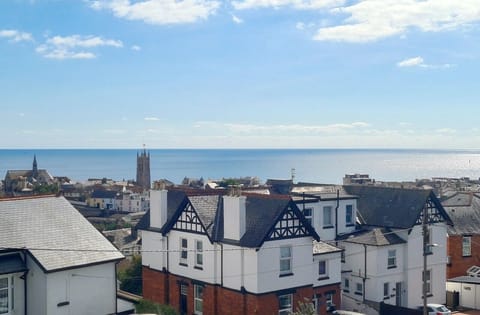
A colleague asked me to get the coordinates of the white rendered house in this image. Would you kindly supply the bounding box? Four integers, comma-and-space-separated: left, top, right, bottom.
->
141, 189, 343, 315
339, 185, 452, 309
0, 196, 124, 315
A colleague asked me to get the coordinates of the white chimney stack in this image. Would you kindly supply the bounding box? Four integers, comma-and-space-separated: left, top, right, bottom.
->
223, 195, 246, 241
150, 189, 168, 229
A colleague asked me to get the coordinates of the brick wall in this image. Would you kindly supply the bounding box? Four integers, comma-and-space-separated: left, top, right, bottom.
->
447, 235, 480, 279
143, 266, 341, 315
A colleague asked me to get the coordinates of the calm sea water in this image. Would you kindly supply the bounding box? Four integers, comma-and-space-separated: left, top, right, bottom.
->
1, 149, 480, 185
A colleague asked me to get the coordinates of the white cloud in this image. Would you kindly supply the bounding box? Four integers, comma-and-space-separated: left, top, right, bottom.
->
144, 117, 160, 121
397, 56, 454, 69
296, 22, 306, 30
397, 56, 424, 67
131, 45, 141, 51
232, 14, 244, 24
436, 128, 456, 134
88, 0, 220, 25
314, 0, 480, 43
0, 29, 33, 42
232, 0, 345, 10
36, 34, 123, 59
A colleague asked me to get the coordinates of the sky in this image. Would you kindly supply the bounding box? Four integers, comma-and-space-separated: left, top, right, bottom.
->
1, 0, 480, 149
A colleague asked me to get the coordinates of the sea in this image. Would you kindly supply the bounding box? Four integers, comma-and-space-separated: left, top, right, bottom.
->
1, 149, 480, 185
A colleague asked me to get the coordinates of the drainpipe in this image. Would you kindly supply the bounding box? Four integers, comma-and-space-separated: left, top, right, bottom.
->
363, 244, 367, 303
335, 190, 340, 240
220, 244, 224, 287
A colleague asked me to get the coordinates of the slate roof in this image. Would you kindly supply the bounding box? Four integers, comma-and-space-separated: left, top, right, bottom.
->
338, 228, 406, 246
313, 241, 342, 255
442, 192, 480, 235
343, 185, 451, 229
0, 196, 124, 272
142, 190, 319, 248
448, 276, 480, 285
91, 190, 118, 199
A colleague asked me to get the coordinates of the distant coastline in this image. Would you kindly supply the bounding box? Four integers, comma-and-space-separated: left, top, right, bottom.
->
1, 148, 480, 184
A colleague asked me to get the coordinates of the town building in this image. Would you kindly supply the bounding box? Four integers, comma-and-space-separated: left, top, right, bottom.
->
141, 188, 342, 315
441, 192, 480, 279
3, 155, 54, 195
136, 149, 151, 190
115, 190, 149, 213
87, 189, 118, 209
0, 195, 124, 315
339, 185, 452, 310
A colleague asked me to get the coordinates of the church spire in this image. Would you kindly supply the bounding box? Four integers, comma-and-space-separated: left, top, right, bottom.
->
32, 154, 38, 178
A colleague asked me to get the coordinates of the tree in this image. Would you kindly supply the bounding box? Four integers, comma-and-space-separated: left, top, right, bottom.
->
118, 255, 142, 295
291, 298, 316, 315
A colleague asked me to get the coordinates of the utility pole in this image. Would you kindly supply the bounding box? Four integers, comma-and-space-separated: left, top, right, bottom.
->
422, 205, 428, 315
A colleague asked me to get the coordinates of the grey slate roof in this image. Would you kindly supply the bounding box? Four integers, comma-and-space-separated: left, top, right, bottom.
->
343, 185, 451, 229
0, 196, 123, 272
442, 192, 480, 235
448, 276, 480, 285
339, 228, 406, 246
91, 190, 118, 199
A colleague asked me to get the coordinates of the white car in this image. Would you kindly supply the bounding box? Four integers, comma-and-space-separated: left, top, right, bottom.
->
417, 303, 452, 315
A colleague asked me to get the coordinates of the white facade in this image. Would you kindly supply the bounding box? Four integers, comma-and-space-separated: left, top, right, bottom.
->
115, 191, 149, 212
341, 223, 448, 309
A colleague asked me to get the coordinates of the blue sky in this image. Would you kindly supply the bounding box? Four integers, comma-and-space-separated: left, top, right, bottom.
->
1, 0, 480, 149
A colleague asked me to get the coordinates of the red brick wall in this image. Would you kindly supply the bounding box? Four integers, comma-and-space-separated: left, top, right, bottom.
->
447, 235, 480, 279
143, 266, 341, 315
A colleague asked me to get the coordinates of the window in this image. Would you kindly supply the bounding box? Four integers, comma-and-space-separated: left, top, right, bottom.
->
325, 292, 334, 308
423, 270, 431, 295
195, 240, 203, 268
278, 294, 292, 315
355, 283, 363, 296
346, 205, 354, 225
180, 238, 188, 265
463, 236, 472, 257
323, 206, 332, 227
340, 247, 345, 263
194, 284, 204, 315
0, 277, 8, 314
303, 208, 313, 225
318, 260, 327, 276
383, 282, 389, 298
280, 246, 292, 275
388, 250, 396, 268
344, 278, 350, 292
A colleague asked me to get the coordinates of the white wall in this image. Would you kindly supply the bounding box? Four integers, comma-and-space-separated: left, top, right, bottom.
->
142, 230, 166, 271
45, 262, 117, 315
26, 255, 47, 315
313, 251, 342, 288
302, 199, 357, 241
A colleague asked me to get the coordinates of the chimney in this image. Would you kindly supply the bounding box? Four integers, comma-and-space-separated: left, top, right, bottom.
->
223, 194, 246, 241
150, 189, 168, 229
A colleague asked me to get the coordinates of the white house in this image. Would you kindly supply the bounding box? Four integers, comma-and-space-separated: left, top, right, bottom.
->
0, 195, 124, 315
141, 189, 342, 315
339, 185, 452, 310
115, 190, 149, 213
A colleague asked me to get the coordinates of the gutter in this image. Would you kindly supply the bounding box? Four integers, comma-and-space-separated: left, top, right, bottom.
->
335, 190, 339, 240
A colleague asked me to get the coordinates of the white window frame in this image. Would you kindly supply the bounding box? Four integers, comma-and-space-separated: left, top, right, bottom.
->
318, 260, 327, 276
279, 246, 292, 275
346, 204, 354, 225
303, 207, 313, 225
463, 236, 472, 257
0, 276, 10, 315
323, 206, 332, 227
180, 238, 188, 265
195, 240, 203, 268
278, 294, 292, 315
325, 292, 334, 308
194, 284, 203, 315
388, 249, 396, 268
355, 283, 363, 295
383, 282, 389, 298
344, 278, 350, 292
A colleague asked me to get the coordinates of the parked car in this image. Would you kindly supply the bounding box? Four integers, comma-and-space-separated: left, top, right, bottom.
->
417, 303, 451, 315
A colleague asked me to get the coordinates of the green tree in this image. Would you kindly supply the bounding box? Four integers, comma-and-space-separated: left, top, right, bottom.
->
135, 299, 178, 315
118, 255, 142, 295
291, 298, 316, 315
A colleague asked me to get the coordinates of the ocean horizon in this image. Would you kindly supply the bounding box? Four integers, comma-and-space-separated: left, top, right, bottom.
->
1, 148, 480, 185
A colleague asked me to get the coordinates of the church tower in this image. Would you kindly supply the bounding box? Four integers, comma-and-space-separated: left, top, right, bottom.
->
136, 148, 151, 190
32, 155, 38, 179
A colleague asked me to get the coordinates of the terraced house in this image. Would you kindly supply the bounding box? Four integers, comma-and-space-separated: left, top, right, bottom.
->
141, 188, 342, 315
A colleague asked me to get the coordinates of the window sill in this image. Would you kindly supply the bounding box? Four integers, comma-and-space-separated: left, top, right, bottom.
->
463, 255, 472, 258
323, 225, 334, 230
318, 276, 330, 281
179, 262, 188, 267
343, 290, 349, 293
194, 265, 203, 270
387, 265, 397, 269
279, 272, 294, 278
346, 224, 355, 227
421, 294, 433, 298
383, 296, 390, 300
354, 292, 363, 296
